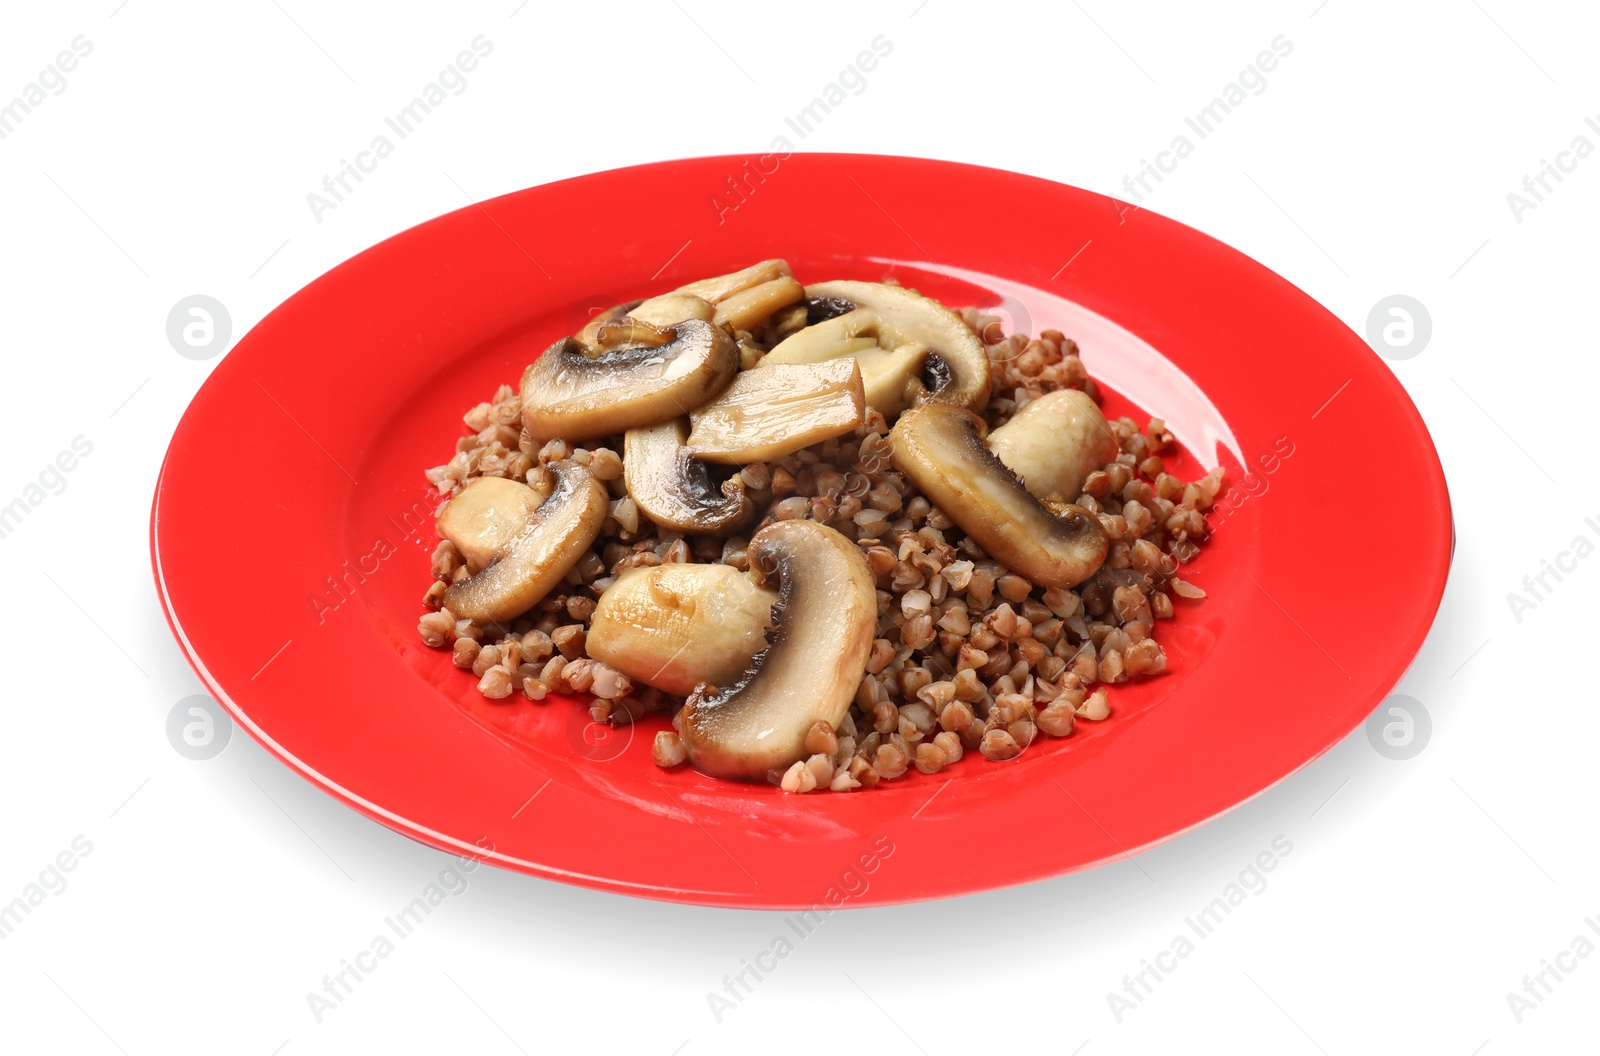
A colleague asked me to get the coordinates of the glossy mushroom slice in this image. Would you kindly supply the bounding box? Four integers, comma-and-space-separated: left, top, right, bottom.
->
666, 258, 805, 334
686, 359, 866, 464
623, 419, 754, 536
587, 564, 777, 696
520, 318, 738, 443
672, 258, 791, 304
890, 402, 1108, 590
986, 389, 1120, 505
440, 461, 609, 624
435, 476, 546, 574
678, 520, 877, 780
763, 280, 991, 415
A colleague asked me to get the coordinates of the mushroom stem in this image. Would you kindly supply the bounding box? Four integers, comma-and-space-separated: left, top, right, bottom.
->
765, 280, 991, 415
687, 359, 866, 464
672, 259, 792, 304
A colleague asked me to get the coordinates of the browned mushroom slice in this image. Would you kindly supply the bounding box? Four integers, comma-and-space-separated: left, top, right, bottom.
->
587, 564, 777, 696
672, 259, 791, 303
986, 389, 1120, 504
440, 461, 609, 624
623, 419, 754, 536
574, 298, 642, 351
764, 280, 991, 414
686, 359, 865, 464
890, 402, 1107, 589
679, 520, 876, 780
435, 476, 546, 574
520, 318, 738, 443
711, 276, 804, 332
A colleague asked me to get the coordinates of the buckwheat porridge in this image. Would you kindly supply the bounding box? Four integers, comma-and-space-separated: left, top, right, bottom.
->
417, 260, 1222, 793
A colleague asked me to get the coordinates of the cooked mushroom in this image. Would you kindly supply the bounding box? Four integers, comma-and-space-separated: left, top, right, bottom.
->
574, 299, 642, 351
678, 520, 876, 780
440, 461, 609, 624
575, 294, 716, 354
435, 476, 546, 573
710, 275, 804, 332
626, 292, 715, 330
587, 564, 777, 696
687, 359, 866, 464
623, 419, 753, 536
986, 389, 1119, 505
890, 402, 1107, 589
521, 318, 739, 443
672, 258, 791, 304
762, 280, 990, 414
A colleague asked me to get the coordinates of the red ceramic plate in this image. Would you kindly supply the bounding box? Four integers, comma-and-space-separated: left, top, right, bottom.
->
151, 154, 1451, 908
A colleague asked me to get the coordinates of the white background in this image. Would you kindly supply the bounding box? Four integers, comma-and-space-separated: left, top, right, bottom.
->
2, 2, 1595, 1053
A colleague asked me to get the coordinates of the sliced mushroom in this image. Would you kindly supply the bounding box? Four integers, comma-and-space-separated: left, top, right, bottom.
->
711, 276, 804, 332
440, 461, 609, 624
520, 318, 738, 443
986, 389, 1120, 505
687, 359, 865, 464
623, 419, 754, 536
627, 292, 715, 329
679, 520, 877, 780
763, 280, 991, 414
574, 299, 642, 351
672, 258, 791, 303
760, 310, 933, 417
587, 564, 777, 696
890, 402, 1107, 590
436, 476, 546, 574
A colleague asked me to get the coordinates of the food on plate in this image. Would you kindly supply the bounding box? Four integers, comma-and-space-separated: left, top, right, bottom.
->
889, 402, 1107, 590
419, 259, 1225, 792
586, 563, 776, 697
438, 462, 608, 625
520, 318, 738, 443
686, 359, 866, 464
679, 520, 877, 780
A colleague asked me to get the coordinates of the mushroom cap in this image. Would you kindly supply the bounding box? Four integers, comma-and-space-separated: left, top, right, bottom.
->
440, 461, 609, 624
520, 318, 739, 443
986, 389, 1120, 504
623, 418, 754, 537
435, 476, 546, 574
890, 402, 1108, 590
587, 564, 777, 696
678, 520, 877, 780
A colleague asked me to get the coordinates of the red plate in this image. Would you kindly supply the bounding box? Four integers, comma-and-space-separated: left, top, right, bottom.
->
151, 154, 1451, 908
